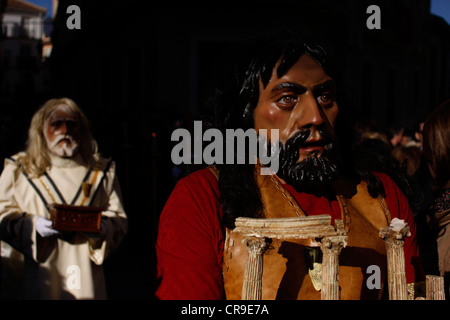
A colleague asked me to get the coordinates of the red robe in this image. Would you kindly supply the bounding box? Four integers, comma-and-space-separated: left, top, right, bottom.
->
155, 168, 424, 299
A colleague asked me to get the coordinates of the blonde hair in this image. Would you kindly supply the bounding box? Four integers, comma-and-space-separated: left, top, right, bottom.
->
17, 97, 105, 177
360, 131, 390, 147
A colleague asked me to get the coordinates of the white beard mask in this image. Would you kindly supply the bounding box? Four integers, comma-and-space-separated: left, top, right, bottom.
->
46, 133, 79, 157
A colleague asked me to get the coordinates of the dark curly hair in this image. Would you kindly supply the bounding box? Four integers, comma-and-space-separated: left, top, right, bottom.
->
199, 30, 336, 229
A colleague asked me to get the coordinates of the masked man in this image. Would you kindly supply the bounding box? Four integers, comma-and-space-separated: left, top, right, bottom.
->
156, 35, 423, 299
0, 98, 127, 299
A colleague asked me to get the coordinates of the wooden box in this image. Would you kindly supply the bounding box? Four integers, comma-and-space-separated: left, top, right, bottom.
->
49, 204, 103, 233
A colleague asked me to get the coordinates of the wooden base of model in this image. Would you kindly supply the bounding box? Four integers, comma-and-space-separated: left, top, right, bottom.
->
234, 215, 445, 300
234, 215, 347, 300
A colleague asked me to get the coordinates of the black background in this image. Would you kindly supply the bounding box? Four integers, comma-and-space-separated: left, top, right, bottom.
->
1, 0, 449, 300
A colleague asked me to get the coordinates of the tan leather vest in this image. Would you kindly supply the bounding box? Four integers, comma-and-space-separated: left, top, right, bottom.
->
211, 165, 392, 300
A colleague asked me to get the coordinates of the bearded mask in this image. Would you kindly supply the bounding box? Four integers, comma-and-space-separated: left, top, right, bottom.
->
276, 129, 338, 187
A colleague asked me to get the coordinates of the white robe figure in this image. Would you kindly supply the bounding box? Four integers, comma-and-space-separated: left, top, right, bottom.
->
0, 153, 128, 299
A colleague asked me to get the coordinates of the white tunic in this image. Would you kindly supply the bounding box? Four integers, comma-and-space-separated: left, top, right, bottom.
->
0, 153, 127, 299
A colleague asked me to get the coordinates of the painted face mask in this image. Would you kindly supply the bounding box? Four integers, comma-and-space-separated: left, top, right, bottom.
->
43, 105, 80, 158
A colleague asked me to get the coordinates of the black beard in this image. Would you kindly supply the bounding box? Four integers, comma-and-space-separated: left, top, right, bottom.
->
277, 129, 338, 187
